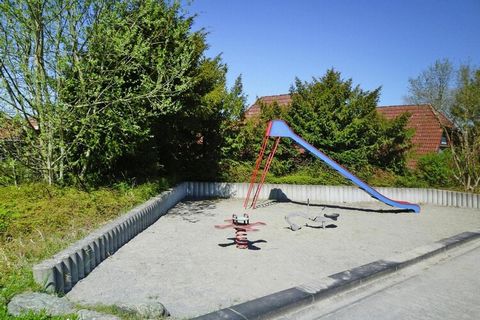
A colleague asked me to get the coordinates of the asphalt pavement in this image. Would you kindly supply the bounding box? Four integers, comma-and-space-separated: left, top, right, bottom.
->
280, 241, 480, 320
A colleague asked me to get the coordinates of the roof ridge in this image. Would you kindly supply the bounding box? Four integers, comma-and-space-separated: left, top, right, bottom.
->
260, 93, 291, 97
377, 104, 432, 108
427, 104, 454, 128
256, 93, 292, 101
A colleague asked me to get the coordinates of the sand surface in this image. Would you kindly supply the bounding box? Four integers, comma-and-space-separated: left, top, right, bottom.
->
67, 199, 480, 318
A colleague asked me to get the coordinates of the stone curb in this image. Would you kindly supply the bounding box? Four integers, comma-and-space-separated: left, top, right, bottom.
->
191, 230, 480, 320
33, 183, 188, 294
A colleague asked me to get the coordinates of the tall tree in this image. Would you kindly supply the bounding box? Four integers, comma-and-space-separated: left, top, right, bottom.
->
287, 69, 412, 172
404, 58, 454, 115
62, 0, 203, 183
0, 0, 102, 184
407, 60, 480, 191
448, 66, 480, 191
1, 0, 235, 185
153, 59, 247, 181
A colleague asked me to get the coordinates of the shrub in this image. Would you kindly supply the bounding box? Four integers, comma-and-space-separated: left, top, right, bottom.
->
366, 169, 398, 187
394, 172, 429, 188
416, 151, 454, 188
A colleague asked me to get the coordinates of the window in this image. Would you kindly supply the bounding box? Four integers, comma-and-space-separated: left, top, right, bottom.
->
440, 135, 448, 146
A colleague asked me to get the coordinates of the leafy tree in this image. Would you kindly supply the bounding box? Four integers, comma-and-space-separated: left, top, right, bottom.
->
224, 69, 412, 184
0, 0, 101, 184
226, 100, 288, 160
448, 66, 480, 191
152, 58, 247, 181
62, 0, 204, 183
407, 60, 480, 191
287, 69, 412, 172
1, 0, 245, 185
222, 99, 297, 179
405, 58, 454, 115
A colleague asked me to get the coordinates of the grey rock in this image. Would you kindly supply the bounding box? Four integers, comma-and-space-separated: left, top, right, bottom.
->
77, 309, 121, 320
118, 301, 170, 318
7, 292, 76, 316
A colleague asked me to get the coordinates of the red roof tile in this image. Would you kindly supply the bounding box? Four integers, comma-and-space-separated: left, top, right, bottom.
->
244, 94, 292, 118
377, 104, 451, 156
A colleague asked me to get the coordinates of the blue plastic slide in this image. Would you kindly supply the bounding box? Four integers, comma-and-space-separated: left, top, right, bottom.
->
267, 120, 420, 213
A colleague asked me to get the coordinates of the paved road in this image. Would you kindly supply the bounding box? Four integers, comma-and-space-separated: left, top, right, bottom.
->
285, 244, 480, 320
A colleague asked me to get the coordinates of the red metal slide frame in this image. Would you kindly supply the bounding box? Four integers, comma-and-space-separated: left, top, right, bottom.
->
244, 123, 280, 209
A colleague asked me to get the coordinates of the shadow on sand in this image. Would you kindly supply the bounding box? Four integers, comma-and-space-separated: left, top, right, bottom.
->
218, 238, 268, 251
263, 188, 410, 214
166, 199, 220, 222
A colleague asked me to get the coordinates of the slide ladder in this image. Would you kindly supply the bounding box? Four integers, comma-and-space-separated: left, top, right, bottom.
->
244, 120, 420, 213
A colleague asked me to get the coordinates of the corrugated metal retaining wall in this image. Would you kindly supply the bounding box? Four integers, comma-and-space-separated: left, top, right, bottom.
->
186, 182, 480, 209
33, 183, 188, 294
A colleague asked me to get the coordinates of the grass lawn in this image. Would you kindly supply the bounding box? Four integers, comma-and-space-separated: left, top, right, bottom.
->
0, 181, 169, 319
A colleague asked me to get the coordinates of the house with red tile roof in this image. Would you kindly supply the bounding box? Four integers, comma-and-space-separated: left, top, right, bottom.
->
244, 94, 453, 167
377, 104, 452, 165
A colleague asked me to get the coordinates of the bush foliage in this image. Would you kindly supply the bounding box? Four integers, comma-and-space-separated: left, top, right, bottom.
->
416, 151, 455, 188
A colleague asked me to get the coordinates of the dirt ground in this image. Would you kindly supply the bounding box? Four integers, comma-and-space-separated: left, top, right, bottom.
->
67, 198, 480, 319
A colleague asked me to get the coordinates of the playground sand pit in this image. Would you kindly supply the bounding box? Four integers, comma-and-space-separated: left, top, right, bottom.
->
67, 198, 480, 318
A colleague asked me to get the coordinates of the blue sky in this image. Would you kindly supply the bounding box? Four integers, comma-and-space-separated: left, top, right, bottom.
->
185, 0, 480, 106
